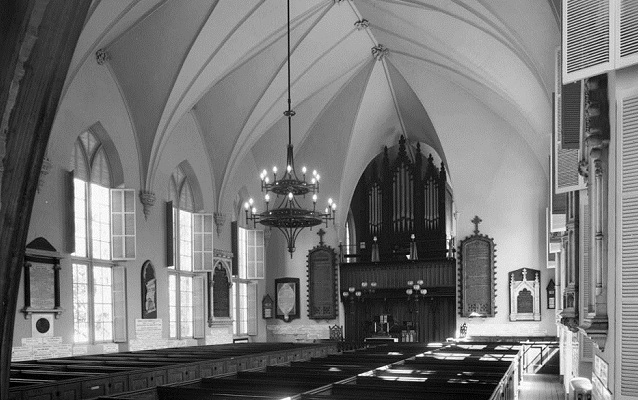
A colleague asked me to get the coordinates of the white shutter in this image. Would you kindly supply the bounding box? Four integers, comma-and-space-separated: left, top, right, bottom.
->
620, 92, 638, 395
193, 274, 206, 339
247, 282, 257, 336
192, 214, 214, 271
620, 92, 638, 397
555, 79, 586, 193
166, 202, 175, 268
111, 189, 136, 260
571, 331, 580, 377
562, 0, 612, 83
616, 0, 638, 69
237, 226, 247, 279
580, 331, 594, 362
246, 229, 264, 279
112, 265, 127, 342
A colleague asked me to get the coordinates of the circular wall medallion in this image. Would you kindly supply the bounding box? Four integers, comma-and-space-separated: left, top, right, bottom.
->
35, 317, 50, 334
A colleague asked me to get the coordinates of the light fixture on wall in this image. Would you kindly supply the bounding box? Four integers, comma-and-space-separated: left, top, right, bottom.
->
406, 280, 427, 300
245, 0, 335, 257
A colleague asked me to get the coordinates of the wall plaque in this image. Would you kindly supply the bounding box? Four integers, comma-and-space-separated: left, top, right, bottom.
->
21, 237, 63, 318
275, 277, 300, 322
509, 268, 541, 321
547, 279, 556, 309
262, 294, 274, 319
458, 216, 496, 317
212, 264, 230, 318
141, 261, 157, 319
307, 229, 337, 320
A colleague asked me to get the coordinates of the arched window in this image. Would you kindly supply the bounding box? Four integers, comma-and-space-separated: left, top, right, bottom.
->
166, 165, 208, 340
71, 130, 133, 344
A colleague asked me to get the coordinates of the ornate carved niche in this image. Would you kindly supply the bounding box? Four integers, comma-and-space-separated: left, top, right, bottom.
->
509, 268, 541, 321
307, 229, 338, 320
458, 216, 496, 317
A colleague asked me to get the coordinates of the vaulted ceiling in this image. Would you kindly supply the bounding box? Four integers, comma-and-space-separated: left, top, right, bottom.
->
64, 0, 560, 211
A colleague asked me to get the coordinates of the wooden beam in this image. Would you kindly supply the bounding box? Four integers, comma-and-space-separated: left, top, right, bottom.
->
0, 1, 90, 399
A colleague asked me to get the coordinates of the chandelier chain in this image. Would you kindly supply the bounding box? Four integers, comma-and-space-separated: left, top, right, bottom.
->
245, 0, 336, 257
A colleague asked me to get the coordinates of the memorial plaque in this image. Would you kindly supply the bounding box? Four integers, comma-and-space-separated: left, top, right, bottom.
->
141, 261, 157, 319
508, 268, 541, 321
458, 216, 496, 317
213, 266, 230, 317
30, 263, 55, 309
22, 237, 63, 318
517, 289, 533, 313
275, 277, 300, 322
307, 246, 337, 319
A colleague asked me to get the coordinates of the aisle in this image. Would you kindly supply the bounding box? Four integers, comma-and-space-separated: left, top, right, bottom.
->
518, 374, 565, 400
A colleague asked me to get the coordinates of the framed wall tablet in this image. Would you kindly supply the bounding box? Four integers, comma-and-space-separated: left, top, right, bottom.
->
275, 277, 300, 322
458, 216, 497, 317
307, 230, 338, 320
21, 237, 63, 319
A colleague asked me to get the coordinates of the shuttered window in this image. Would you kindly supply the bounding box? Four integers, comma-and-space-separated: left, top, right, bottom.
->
563, 0, 611, 83
620, 92, 638, 396
70, 130, 129, 344
72, 263, 126, 343
167, 166, 208, 339
617, 0, 638, 68
554, 63, 585, 193
564, 0, 638, 81
232, 225, 263, 337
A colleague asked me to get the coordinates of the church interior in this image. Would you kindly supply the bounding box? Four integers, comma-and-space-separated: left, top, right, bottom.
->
1, 0, 637, 399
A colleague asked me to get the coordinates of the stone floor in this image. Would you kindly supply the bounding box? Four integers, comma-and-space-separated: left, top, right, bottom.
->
519, 374, 566, 400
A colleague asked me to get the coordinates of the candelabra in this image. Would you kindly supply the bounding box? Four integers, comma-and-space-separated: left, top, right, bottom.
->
341, 281, 377, 302
406, 280, 427, 300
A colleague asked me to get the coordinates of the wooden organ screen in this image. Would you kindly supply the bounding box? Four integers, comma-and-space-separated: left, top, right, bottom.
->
351, 136, 449, 260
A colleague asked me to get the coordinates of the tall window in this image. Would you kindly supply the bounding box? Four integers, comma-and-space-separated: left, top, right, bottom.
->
71, 131, 131, 344
231, 224, 262, 336
167, 166, 206, 339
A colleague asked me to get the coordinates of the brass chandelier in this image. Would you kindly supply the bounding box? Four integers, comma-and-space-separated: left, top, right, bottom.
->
245, 0, 335, 257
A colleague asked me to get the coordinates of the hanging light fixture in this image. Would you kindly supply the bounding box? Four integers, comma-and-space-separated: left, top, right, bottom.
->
245, 0, 335, 257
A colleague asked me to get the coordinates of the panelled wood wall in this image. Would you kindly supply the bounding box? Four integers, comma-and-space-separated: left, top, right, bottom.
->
340, 259, 456, 343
